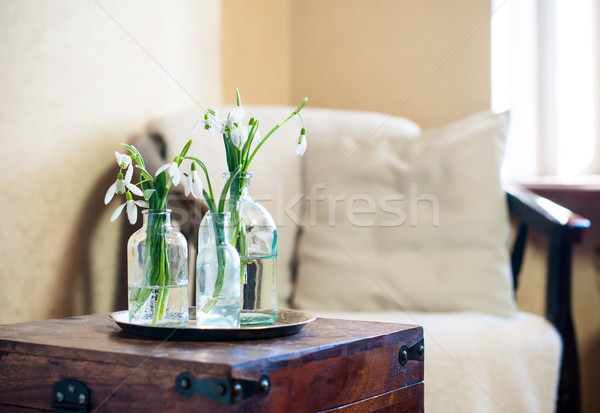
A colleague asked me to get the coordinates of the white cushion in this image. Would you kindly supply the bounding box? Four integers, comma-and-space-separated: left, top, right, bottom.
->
315, 311, 560, 413
293, 111, 517, 317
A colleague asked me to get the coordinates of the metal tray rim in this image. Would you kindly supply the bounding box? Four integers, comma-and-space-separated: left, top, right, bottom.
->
108, 308, 315, 341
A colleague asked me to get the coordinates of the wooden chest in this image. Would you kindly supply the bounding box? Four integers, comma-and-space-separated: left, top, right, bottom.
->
0, 313, 424, 412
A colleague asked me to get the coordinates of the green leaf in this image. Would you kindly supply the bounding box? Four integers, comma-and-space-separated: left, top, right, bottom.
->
219, 165, 241, 212
153, 171, 168, 209
135, 165, 153, 182
180, 139, 193, 158
122, 143, 147, 169
203, 189, 217, 214
143, 189, 156, 201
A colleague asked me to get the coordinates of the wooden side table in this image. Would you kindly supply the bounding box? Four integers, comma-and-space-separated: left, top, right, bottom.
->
0, 314, 424, 412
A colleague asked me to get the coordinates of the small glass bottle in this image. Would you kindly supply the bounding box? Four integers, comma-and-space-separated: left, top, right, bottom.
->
196, 212, 241, 328
224, 172, 278, 326
127, 209, 189, 327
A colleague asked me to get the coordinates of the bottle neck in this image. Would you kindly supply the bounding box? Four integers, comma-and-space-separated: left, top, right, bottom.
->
205, 212, 231, 245
223, 171, 252, 200
142, 209, 172, 228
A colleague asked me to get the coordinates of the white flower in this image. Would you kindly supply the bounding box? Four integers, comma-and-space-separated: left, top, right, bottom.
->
230, 125, 251, 149
295, 128, 307, 156
184, 164, 203, 199
104, 165, 143, 204
110, 193, 149, 225
156, 161, 181, 186
225, 106, 245, 128
115, 151, 132, 169
192, 112, 222, 137
223, 106, 245, 144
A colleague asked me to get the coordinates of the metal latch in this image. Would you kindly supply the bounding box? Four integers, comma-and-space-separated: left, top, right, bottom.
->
52, 379, 90, 412
175, 372, 270, 404
398, 338, 425, 366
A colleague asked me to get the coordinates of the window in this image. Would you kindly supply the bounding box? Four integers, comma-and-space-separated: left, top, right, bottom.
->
491, 0, 597, 181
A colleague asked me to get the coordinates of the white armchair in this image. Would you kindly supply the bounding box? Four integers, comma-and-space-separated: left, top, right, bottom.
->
129, 106, 588, 413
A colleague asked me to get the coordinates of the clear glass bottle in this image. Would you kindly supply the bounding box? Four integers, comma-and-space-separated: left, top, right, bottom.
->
224, 172, 278, 326
196, 212, 241, 328
127, 209, 189, 327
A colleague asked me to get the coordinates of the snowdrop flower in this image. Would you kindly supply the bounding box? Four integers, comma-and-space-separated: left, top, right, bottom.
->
104, 164, 143, 204
110, 191, 149, 225
192, 112, 222, 137
224, 106, 245, 129
184, 163, 203, 199
295, 128, 307, 156
230, 124, 255, 149
115, 151, 132, 170
156, 161, 181, 186
223, 106, 245, 143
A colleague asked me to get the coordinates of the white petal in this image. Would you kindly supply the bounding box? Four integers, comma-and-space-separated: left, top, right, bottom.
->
239, 126, 249, 148
126, 183, 143, 197
296, 135, 307, 156
191, 173, 203, 199
110, 203, 126, 222
124, 164, 133, 183
170, 164, 181, 186
156, 163, 170, 177
191, 121, 203, 133
134, 200, 149, 208
230, 128, 241, 148
229, 105, 245, 123
184, 175, 192, 196
105, 182, 117, 204
115, 152, 131, 169
115, 179, 126, 194
126, 200, 138, 225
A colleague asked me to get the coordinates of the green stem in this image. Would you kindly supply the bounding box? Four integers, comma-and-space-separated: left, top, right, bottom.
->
245, 97, 307, 170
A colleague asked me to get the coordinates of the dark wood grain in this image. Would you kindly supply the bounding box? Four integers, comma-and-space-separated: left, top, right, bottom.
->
321, 383, 424, 413
0, 314, 423, 412
504, 183, 587, 413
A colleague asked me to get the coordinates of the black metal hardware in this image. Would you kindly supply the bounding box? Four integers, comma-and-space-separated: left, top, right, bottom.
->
175, 372, 270, 404
398, 338, 424, 366
51, 379, 90, 412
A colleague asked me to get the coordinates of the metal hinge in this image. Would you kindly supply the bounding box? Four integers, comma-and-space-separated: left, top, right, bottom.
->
398, 338, 425, 366
51, 379, 90, 412
175, 372, 270, 405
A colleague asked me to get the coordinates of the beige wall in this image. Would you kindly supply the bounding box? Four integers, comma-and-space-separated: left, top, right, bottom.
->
0, 0, 222, 323
222, 0, 490, 128
221, 0, 291, 105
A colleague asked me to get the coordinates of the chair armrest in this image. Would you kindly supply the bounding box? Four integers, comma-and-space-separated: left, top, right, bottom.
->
504, 182, 590, 243
504, 182, 589, 413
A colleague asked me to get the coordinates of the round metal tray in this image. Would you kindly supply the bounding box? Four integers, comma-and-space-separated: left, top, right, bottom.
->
108, 308, 315, 341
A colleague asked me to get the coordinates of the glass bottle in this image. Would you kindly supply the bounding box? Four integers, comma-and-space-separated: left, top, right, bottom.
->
127, 209, 189, 327
196, 211, 241, 328
224, 172, 278, 326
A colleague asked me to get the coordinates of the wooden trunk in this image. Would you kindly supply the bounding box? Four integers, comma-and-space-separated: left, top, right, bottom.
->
0, 314, 424, 412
